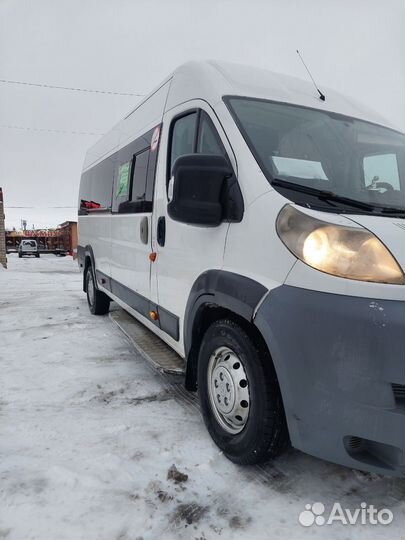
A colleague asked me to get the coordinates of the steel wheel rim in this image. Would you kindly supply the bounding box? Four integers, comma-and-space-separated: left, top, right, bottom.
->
87, 272, 95, 306
207, 346, 250, 434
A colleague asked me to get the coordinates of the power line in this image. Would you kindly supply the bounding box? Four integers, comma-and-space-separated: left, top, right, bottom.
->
0, 78, 145, 97
0, 124, 104, 136
6, 206, 77, 209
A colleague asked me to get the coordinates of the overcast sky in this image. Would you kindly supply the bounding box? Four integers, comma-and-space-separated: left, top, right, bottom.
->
1, 0, 404, 229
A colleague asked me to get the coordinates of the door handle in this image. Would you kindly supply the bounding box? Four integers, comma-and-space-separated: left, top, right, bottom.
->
157, 216, 166, 247
140, 216, 148, 244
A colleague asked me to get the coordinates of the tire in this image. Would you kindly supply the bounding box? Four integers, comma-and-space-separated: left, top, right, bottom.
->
85, 265, 110, 315
197, 319, 288, 465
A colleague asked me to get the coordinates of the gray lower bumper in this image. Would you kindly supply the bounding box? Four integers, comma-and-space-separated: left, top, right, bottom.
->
254, 285, 405, 476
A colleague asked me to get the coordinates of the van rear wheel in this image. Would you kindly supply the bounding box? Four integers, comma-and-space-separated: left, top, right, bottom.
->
197, 319, 288, 465
85, 265, 110, 315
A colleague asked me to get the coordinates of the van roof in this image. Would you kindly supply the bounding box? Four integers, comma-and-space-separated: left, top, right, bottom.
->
83, 60, 399, 171
165, 60, 395, 129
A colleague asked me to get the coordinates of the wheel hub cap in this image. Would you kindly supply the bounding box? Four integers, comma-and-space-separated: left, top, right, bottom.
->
212, 366, 235, 414
207, 346, 250, 434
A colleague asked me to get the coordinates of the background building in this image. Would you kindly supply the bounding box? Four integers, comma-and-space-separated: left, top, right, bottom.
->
57, 221, 78, 256
5, 220, 77, 256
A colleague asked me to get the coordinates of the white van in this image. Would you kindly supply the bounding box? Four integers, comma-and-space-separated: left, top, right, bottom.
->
78, 61, 405, 477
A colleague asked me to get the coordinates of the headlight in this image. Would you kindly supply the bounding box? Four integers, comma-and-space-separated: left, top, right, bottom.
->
277, 205, 405, 284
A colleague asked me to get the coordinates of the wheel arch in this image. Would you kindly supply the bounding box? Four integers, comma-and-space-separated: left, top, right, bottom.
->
82, 245, 96, 292
184, 270, 270, 391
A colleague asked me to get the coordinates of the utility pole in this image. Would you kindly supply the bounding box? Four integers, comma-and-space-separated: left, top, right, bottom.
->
0, 188, 7, 269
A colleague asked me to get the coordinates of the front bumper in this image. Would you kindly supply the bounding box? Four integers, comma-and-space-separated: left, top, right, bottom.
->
254, 285, 405, 476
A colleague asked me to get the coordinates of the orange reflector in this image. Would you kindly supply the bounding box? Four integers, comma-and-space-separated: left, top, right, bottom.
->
149, 310, 159, 321
149, 252, 157, 262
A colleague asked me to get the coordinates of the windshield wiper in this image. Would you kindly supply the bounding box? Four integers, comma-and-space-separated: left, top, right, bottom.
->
271, 178, 377, 212
380, 207, 405, 217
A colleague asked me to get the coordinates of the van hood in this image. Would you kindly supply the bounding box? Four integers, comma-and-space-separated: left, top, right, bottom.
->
345, 214, 405, 271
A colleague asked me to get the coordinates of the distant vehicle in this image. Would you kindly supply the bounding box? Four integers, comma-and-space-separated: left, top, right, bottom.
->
18, 239, 40, 258
78, 61, 405, 477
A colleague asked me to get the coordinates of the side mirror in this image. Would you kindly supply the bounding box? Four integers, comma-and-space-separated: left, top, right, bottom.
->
167, 154, 232, 226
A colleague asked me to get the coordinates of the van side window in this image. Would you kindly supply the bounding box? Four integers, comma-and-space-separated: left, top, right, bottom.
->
111, 124, 161, 213
169, 112, 197, 174
79, 170, 93, 213
197, 113, 224, 155
131, 150, 150, 203
168, 111, 227, 180
79, 123, 161, 215
79, 155, 115, 213
93, 157, 115, 208
116, 161, 131, 198
167, 110, 242, 219
115, 149, 152, 213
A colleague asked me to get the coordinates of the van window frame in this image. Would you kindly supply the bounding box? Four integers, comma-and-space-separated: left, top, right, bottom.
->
224, 94, 405, 216
166, 108, 229, 183
79, 163, 114, 215
166, 109, 199, 181
117, 148, 152, 214
166, 108, 244, 222
112, 123, 162, 214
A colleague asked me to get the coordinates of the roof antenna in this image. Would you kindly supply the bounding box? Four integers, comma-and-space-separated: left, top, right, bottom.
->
296, 49, 326, 101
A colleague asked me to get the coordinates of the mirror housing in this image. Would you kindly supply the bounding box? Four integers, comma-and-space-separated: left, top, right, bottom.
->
167, 154, 233, 226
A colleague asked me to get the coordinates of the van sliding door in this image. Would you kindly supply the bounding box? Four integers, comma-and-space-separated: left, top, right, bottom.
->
109, 125, 161, 321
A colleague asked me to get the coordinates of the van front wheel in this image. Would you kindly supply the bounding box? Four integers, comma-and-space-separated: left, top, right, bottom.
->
85, 266, 110, 315
197, 319, 288, 465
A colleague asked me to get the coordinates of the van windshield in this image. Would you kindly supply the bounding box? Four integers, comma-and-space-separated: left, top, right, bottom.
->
226, 97, 405, 216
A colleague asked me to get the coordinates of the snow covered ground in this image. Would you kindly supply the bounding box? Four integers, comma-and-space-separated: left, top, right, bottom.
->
1, 254, 404, 540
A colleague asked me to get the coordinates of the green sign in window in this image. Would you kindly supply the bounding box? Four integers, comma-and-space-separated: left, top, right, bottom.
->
116, 162, 130, 197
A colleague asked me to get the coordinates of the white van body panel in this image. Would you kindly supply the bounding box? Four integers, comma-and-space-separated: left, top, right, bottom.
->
110, 212, 152, 301
222, 190, 297, 292
151, 100, 231, 351
79, 214, 111, 276
119, 80, 172, 150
